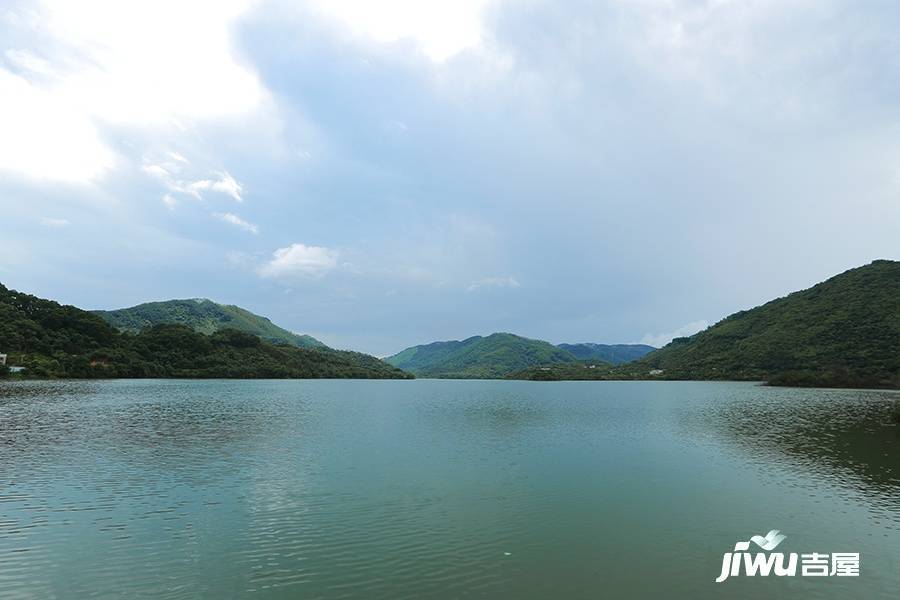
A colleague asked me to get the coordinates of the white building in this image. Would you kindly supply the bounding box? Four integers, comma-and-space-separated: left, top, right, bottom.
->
0, 353, 6, 366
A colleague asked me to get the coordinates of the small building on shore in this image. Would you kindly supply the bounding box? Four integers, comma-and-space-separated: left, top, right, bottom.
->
0, 353, 6, 366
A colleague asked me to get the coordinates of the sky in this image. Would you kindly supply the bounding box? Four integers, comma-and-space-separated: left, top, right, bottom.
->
0, 0, 898, 356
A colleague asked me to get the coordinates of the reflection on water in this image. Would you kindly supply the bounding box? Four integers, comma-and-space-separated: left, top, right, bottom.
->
699, 386, 900, 523
0, 379, 898, 599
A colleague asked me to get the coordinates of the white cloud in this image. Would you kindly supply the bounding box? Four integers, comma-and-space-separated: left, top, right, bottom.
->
211, 172, 243, 202
5, 48, 55, 77
215, 211, 258, 234
39, 217, 70, 227
33, 0, 264, 123
142, 157, 244, 203
260, 243, 339, 279
641, 320, 709, 348
187, 180, 212, 197
186, 172, 244, 201
167, 151, 189, 164
162, 193, 177, 210
0, 69, 115, 183
0, 0, 264, 183
467, 275, 520, 292
142, 164, 170, 178
308, 0, 490, 61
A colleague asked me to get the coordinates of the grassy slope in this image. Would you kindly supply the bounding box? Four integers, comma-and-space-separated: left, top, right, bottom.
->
94, 299, 325, 349
386, 333, 577, 378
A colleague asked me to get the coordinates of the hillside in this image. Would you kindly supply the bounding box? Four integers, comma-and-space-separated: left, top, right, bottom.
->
513, 260, 900, 388
0, 283, 410, 380
385, 333, 577, 378
557, 343, 655, 365
636, 260, 900, 388
94, 299, 325, 349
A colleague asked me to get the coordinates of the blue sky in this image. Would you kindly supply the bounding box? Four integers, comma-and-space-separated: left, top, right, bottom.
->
1, 0, 898, 355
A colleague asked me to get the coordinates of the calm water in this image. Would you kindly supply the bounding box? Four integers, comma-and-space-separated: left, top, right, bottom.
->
1, 380, 898, 599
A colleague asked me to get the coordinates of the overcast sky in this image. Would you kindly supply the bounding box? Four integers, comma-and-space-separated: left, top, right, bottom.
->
1, 0, 897, 355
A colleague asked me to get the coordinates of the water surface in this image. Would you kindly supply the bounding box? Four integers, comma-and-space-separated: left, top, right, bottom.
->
1, 380, 898, 598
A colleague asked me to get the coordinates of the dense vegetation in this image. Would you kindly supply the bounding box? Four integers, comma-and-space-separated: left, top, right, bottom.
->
509, 361, 615, 381
637, 260, 899, 388
0, 283, 410, 379
386, 333, 577, 378
94, 299, 325, 348
556, 343, 655, 365
514, 260, 900, 389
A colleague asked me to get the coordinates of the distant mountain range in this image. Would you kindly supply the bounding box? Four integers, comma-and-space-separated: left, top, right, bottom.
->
385, 333, 653, 378
557, 343, 655, 365
94, 299, 325, 349
4, 259, 896, 388
515, 260, 900, 389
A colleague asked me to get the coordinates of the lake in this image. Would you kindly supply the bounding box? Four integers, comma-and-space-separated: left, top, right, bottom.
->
1, 379, 898, 599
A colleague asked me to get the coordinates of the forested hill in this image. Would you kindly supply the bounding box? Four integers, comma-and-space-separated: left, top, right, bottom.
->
514, 260, 899, 388
636, 260, 900, 388
0, 283, 410, 380
94, 299, 325, 349
385, 333, 576, 378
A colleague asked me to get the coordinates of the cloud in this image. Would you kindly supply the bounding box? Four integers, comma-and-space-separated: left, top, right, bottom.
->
186, 172, 243, 201
39, 217, 70, 227
0, 0, 264, 184
0, 68, 115, 183
641, 320, 709, 348
162, 194, 177, 210
215, 211, 258, 234
259, 243, 339, 279
467, 276, 520, 292
307, 0, 490, 61
142, 158, 244, 203
142, 164, 170, 178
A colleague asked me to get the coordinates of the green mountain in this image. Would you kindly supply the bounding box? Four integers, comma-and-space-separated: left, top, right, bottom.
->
0, 283, 410, 380
557, 343, 655, 365
637, 260, 900, 388
385, 332, 577, 378
94, 299, 325, 349
514, 260, 900, 388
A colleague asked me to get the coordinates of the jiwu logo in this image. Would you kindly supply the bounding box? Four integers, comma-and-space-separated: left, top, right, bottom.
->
715, 530, 859, 582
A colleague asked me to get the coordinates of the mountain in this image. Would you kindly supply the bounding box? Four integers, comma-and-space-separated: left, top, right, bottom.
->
386, 332, 577, 378
513, 260, 900, 388
637, 260, 900, 388
0, 283, 410, 380
556, 343, 655, 365
94, 299, 325, 349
